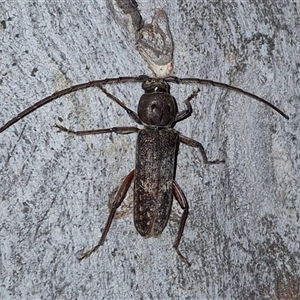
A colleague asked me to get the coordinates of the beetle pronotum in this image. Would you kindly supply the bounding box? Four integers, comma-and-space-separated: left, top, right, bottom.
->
0, 75, 288, 265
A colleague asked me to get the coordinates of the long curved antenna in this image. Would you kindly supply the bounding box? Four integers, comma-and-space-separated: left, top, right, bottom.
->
0, 75, 289, 133
165, 76, 289, 120
0, 76, 145, 133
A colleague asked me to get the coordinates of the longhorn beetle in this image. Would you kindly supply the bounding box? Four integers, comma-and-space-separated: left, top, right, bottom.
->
0, 75, 289, 266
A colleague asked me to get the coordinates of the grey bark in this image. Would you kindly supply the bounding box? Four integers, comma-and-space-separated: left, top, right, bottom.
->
0, 1, 299, 299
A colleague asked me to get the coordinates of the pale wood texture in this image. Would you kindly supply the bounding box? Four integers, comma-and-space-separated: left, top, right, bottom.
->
0, 1, 299, 299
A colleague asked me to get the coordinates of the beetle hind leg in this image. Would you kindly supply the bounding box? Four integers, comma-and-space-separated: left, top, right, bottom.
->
77, 170, 135, 261
172, 180, 191, 267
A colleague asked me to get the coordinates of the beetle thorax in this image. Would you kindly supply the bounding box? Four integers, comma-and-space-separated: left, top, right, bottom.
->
137, 92, 177, 127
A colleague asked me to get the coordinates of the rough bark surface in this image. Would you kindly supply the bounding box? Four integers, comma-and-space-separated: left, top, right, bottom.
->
0, 1, 299, 299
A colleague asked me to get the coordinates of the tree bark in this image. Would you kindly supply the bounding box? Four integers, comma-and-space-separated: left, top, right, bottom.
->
0, 1, 299, 299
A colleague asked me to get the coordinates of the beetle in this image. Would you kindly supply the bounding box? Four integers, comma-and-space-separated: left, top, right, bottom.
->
0, 75, 289, 265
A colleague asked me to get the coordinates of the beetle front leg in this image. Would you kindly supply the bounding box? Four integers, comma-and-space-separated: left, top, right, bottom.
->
179, 134, 224, 164
77, 170, 135, 261
174, 88, 200, 122
98, 85, 142, 125
172, 180, 191, 267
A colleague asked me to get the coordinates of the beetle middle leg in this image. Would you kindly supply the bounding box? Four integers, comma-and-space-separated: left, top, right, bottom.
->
54, 124, 139, 135
179, 134, 224, 164
77, 170, 135, 261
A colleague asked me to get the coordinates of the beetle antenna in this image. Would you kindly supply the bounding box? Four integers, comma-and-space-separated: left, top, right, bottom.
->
165, 76, 289, 120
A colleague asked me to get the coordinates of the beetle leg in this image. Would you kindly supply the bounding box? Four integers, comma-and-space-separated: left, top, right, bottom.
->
172, 180, 191, 267
174, 88, 200, 122
77, 170, 135, 261
54, 124, 139, 135
98, 85, 143, 125
179, 134, 225, 164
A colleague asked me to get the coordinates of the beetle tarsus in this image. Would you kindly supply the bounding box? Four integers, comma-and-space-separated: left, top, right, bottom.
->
207, 159, 225, 164
174, 246, 191, 267
77, 245, 101, 261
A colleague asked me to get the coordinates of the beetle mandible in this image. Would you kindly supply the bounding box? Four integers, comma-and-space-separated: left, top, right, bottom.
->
0, 75, 289, 265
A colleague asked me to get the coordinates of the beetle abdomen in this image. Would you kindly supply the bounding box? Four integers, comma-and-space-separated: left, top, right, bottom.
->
134, 127, 179, 237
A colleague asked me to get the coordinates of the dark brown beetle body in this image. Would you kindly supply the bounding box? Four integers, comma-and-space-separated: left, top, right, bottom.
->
134, 85, 179, 237
0, 75, 288, 265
